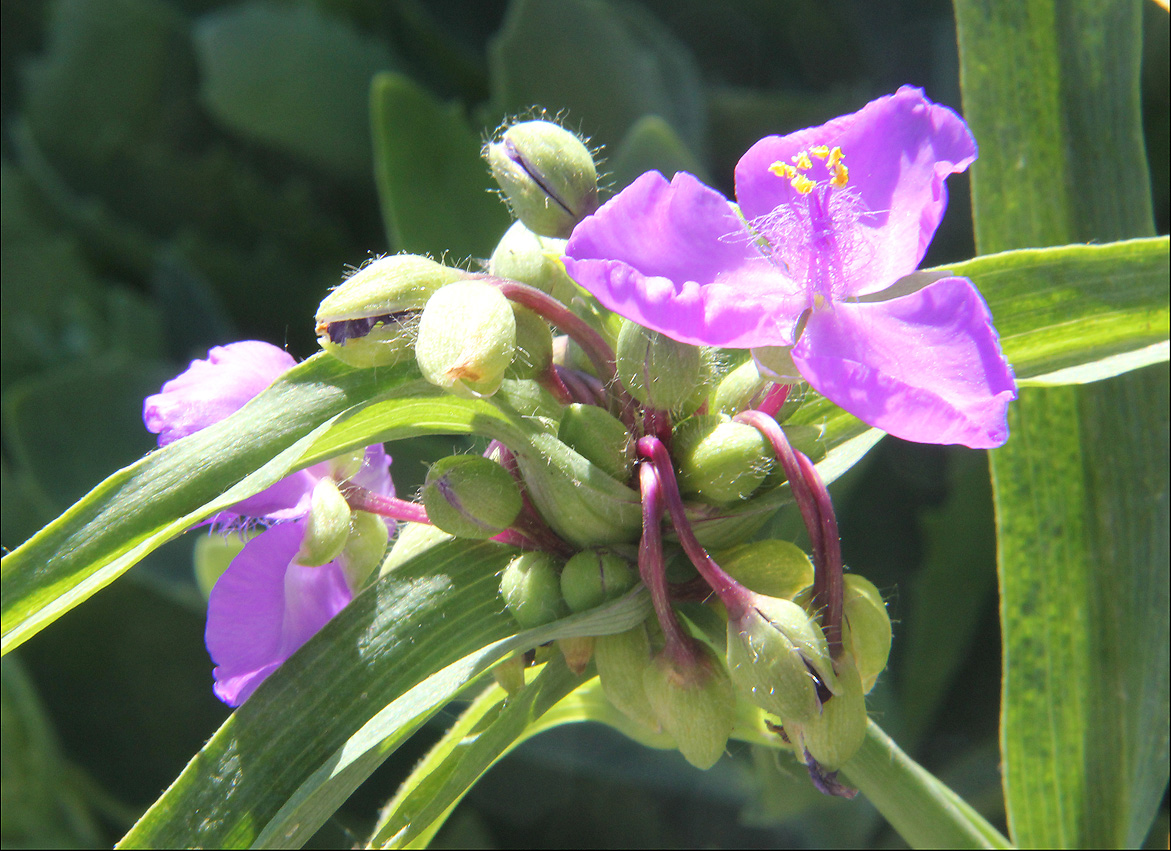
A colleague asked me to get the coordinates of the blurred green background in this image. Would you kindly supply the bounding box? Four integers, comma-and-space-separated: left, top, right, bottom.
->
2, 0, 1167, 847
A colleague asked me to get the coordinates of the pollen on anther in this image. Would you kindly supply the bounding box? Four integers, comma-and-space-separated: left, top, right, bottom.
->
791, 174, 815, 194
827, 147, 845, 169
770, 161, 797, 179
830, 163, 849, 187
810, 145, 830, 159
792, 151, 813, 170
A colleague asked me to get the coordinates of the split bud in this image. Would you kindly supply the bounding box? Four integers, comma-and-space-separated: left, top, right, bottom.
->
315, 255, 469, 368
421, 455, 523, 539
416, 281, 517, 398
560, 549, 637, 612
642, 641, 736, 770
615, 320, 710, 411
500, 551, 568, 628
485, 120, 599, 239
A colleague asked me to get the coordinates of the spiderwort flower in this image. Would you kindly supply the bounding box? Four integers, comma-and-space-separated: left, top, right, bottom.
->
143, 341, 394, 705
564, 87, 1016, 448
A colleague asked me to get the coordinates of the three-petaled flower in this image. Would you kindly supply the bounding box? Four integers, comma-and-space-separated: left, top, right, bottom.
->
144, 341, 394, 705
564, 86, 1016, 448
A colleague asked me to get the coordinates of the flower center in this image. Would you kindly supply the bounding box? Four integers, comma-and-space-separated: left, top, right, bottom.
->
769, 146, 849, 194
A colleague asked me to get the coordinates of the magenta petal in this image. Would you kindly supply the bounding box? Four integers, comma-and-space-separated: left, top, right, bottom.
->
791, 277, 1016, 448
565, 171, 805, 347
144, 341, 296, 446
206, 522, 353, 706
734, 87, 977, 297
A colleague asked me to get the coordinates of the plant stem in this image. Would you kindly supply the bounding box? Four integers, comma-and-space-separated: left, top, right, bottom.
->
638, 461, 697, 666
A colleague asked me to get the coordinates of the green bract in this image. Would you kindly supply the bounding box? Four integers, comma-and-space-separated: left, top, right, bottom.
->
421, 456, 523, 539
315, 255, 470, 368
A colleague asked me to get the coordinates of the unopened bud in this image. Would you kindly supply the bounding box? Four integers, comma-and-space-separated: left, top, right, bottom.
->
712, 358, 767, 415
560, 549, 637, 612
295, 479, 353, 567
315, 255, 469, 367
422, 455, 523, 539
416, 281, 517, 397
797, 652, 868, 770
500, 551, 568, 628
726, 595, 837, 724
485, 120, 598, 238
594, 624, 659, 730
710, 540, 813, 601
339, 510, 390, 591
557, 404, 634, 480
841, 574, 891, 694
493, 651, 527, 694
673, 415, 774, 504
505, 305, 554, 380
557, 635, 595, 675
489, 220, 572, 296
615, 320, 709, 411
643, 643, 736, 770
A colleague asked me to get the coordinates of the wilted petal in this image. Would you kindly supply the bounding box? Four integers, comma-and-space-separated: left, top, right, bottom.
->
565, 171, 805, 347
144, 341, 296, 446
735, 86, 977, 298
791, 277, 1016, 448
206, 522, 353, 706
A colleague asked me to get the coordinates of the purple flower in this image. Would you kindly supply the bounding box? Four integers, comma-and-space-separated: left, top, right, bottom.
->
564, 87, 1016, 448
144, 340, 394, 705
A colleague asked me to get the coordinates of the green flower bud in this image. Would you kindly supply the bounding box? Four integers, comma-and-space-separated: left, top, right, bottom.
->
557, 403, 634, 481
193, 532, 249, 600
416, 281, 517, 397
422, 456, 523, 539
673, 415, 774, 504
557, 635, 595, 675
339, 510, 390, 592
796, 652, 868, 770
726, 596, 837, 724
560, 549, 637, 612
489, 220, 572, 296
315, 255, 469, 368
494, 378, 563, 431
505, 305, 554, 380
841, 574, 891, 694
328, 450, 366, 482
752, 345, 802, 384
643, 644, 736, 770
712, 358, 767, 415
615, 320, 709, 411
485, 120, 598, 238
710, 540, 813, 601
594, 624, 658, 730
295, 479, 353, 567
500, 551, 568, 628
493, 651, 527, 695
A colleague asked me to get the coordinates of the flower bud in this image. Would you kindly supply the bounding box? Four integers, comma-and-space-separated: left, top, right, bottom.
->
796, 652, 868, 770
643, 643, 736, 770
505, 305, 554, 380
485, 120, 598, 238
710, 540, 813, 601
615, 320, 709, 411
557, 403, 634, 480
422, 455, 523, 539
500, 551, 568, 628
726, 595, 837, 724
594, 624, 658, 729
673, 415, 774, 504
416, 281, 517, 398
752, 345, 802, 384
315, 255, 469, 368
560, 549, 637, 612
493, 651, 528, 694
295, 478, 353, 567
712, 358, 767, 415
489, 220, 572, 296
339, 510, 390, 592
841, 574, 891, 694
194, 532, 249, 600
557, 635, 595, 675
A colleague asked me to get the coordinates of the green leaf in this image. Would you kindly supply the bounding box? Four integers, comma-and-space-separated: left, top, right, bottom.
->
607, 115, 707, 191
118, 533, 650, 849
956, 1, 1168, 847
370, 72, 511, 259
488, 0, 705, 154
193, 1, 394, 178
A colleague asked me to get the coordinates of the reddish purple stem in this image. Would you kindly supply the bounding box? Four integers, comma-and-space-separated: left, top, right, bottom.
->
755, 382, 791, 417
639, 461, 697, 666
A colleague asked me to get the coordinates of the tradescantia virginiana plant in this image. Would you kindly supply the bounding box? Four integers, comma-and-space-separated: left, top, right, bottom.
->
1, 39, 1166, 849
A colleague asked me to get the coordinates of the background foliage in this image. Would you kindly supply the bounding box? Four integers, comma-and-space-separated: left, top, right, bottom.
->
1, 0, 1167, 848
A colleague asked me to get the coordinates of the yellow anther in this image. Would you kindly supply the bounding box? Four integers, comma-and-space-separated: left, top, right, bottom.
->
827, 146, 844, 169
791, 174, 815, 194
830, 163, 849, 187
810, 145, 830, 159
791, 151, 813, 170
770, 161, 797, 179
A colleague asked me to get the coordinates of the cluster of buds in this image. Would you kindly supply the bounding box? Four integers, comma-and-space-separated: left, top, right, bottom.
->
314, 119, 892, 793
